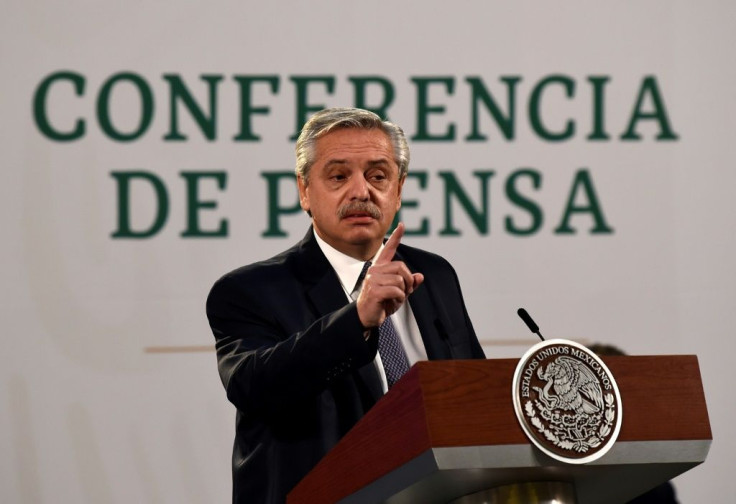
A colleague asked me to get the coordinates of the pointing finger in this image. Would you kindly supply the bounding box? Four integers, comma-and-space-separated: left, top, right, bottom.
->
374, 222, 405, 265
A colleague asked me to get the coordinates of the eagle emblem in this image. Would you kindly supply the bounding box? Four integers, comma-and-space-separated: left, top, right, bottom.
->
512, 339, 622, 464
534, 356, 604, 416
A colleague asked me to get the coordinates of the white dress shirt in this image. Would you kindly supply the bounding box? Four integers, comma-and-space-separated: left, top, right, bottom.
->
313, 231, 428, 393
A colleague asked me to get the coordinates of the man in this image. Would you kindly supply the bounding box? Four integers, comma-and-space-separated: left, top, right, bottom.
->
206, 108, 485, 504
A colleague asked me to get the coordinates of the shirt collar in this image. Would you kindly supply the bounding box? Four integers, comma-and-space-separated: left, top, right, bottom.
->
313, 229, 384, 296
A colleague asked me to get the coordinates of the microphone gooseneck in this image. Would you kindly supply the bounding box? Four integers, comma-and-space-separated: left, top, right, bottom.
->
517, 308, 545, 341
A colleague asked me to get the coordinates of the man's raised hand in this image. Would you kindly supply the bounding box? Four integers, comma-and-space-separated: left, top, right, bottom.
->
356, 223, 425, 328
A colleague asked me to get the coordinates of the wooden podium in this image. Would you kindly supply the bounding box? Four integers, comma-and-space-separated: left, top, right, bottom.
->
288, 356, 711, 504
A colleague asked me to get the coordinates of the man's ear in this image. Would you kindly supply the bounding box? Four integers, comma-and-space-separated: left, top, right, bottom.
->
396, 175, 406, 211
297, 175, 310, 214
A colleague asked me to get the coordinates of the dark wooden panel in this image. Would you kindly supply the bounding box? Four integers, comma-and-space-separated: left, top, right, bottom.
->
289, 355, 711, 504
605, 355, 712, 441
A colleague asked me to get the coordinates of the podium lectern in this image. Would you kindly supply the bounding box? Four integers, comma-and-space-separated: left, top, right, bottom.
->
287, 356, 711, 504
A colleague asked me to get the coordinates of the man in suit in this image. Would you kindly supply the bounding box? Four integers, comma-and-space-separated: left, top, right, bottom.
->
207, 107, 485, 504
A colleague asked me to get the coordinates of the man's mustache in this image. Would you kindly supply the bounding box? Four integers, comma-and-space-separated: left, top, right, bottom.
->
337, 202, 382, 220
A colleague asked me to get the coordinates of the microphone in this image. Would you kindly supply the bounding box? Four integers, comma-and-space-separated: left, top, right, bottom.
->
517, 308, 545, 341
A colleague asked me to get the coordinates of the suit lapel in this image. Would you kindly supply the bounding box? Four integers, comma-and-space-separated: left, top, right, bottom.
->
292, 228, 346, 317
398, 248, 455, 361
306, 270, 350, 320
294, 227, 384, 402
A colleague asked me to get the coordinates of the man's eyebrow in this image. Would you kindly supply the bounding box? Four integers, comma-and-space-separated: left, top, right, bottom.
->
366, 159, 391, 166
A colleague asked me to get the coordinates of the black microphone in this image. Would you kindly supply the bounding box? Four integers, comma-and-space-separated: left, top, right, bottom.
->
517, 308, 545, 341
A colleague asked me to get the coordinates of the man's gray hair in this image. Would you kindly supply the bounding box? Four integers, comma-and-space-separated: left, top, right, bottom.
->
295, 107, 410, 183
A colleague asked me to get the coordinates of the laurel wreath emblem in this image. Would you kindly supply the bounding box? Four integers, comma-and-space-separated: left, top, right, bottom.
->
524, 393, 616, 453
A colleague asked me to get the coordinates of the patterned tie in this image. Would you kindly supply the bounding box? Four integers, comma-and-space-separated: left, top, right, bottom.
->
353, 262, 411, 388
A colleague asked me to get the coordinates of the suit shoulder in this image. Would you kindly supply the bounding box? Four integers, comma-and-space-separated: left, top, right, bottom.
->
397, 243, 455, 272
208, 244, 299, 298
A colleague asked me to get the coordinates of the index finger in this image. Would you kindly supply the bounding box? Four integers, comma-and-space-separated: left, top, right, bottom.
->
374, 222, 405, 265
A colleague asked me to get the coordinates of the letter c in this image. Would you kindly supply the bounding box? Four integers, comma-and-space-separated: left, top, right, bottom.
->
33, 71, 86, 141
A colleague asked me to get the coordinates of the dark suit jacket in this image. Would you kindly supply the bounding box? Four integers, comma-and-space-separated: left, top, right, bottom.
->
206, 228, 485, 504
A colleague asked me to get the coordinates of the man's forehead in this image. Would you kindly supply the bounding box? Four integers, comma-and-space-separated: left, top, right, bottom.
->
323, 158, 392, 168
314, 128, 395, 164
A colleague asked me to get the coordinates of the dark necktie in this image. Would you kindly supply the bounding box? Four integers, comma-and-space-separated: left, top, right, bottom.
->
353, 262, 411, 388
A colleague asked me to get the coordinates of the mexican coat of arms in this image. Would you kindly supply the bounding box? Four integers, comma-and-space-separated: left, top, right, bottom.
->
512, 339, 623, 464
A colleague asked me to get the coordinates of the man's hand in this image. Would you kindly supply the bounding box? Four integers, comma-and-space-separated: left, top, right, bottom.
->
356, 222, 425, 328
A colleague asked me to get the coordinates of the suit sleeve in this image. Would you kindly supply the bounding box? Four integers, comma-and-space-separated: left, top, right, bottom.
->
206, 272, 378, 418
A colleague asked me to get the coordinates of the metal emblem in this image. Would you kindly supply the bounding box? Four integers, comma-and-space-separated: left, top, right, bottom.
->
512, 339, 623, 464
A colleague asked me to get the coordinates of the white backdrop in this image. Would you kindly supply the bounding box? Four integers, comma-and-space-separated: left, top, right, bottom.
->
2, 1, 734, 502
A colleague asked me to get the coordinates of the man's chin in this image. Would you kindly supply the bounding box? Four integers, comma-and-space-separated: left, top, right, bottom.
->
314, 221, 389, 258
341, 221, 387, 243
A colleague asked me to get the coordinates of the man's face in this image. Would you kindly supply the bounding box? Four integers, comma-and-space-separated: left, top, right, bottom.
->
298, 128, 404, 260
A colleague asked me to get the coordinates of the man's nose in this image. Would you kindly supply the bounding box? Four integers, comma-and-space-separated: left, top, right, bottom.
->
347, 175, 370, 200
